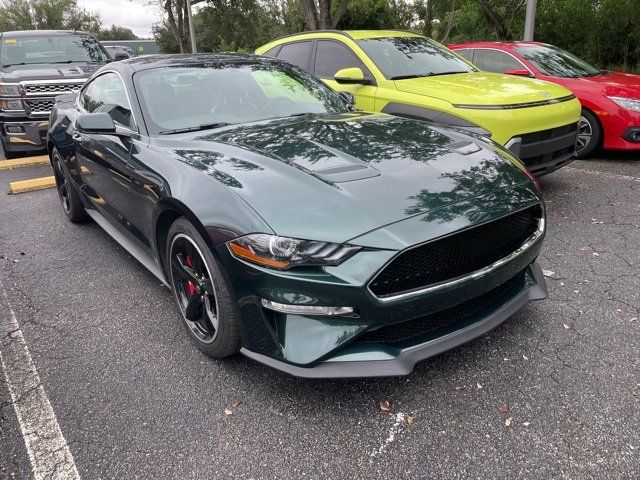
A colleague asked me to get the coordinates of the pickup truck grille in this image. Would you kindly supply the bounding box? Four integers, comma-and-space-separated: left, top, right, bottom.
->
21, 81, 85, 95
26, 98, 56, 114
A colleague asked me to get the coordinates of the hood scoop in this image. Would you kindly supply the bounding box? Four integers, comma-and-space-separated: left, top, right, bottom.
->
294, 139, 381, 183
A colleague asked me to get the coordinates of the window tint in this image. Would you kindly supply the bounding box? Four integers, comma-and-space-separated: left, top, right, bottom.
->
135, 62, 347, 134
276, 41, 312, 69
314, 41, 362, 78
81, 73, 133, 128
472, 49, 526, 73
455, 48, 473, 60
262, 45, 281, 58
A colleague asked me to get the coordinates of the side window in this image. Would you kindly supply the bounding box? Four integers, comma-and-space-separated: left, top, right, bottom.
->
314, 40, 363, 78
261, 45, 281, 58
276, 41, 312, 70
80, 72, 133, 128
473, 49, 526, 73
455, 48, 473, 61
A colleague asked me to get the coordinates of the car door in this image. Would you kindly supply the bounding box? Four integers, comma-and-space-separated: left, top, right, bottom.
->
311, 40, 377, 111
73, 72, 136, 233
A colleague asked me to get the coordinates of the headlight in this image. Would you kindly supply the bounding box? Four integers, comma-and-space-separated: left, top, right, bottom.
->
227, 234, 361, 270
0, 99, 24, 111
0, 83, 21, 96
608, 96, 640, 112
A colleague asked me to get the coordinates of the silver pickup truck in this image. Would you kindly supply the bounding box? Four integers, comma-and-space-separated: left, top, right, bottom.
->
0, 30, 112, 157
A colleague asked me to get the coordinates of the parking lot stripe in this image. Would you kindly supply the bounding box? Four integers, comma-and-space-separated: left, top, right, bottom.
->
564, 166, 640, 183
8, 176, 56, 194
0, 279, 81, 480
0, 155, 50, 170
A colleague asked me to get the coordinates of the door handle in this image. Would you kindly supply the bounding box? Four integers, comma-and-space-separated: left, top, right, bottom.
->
72, 133, 82, 141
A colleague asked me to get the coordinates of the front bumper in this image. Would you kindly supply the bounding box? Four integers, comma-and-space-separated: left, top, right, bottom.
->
506, 122, 578, 177
0, 117, 49, 153
241, 261, 547, 378
216, 185, 547, 378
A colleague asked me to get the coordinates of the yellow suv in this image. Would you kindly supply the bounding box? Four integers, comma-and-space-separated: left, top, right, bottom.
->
257, 30, 581, 176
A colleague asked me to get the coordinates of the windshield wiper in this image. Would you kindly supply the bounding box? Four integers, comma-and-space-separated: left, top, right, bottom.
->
428, 71, 468, 77
389, 73, 432, 80
158, 122, 233, 135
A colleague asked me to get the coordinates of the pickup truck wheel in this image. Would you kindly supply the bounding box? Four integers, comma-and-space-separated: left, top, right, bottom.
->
52, 148, 88, 223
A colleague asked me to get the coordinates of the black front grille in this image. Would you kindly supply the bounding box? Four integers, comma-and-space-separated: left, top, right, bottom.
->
520, 123, 576, 144
369, 206, 540, 298
519, 123, 577, 166
26, 98, 56, 114
357, 271, 526, 344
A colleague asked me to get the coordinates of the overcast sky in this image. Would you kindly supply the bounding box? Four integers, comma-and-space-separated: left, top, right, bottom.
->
77, 0, 165, 38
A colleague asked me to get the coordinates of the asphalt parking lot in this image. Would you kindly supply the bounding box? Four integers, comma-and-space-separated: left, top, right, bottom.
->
1, 149, 638, 479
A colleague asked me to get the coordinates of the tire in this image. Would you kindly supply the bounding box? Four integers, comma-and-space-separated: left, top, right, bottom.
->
576, 109, 602, 159
166, 217, 241, 358
51, 147, 89, 223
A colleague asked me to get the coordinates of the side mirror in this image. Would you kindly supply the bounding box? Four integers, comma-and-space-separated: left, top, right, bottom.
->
339, 91, 355, 107
114, 52, 129, 61
334, 67, 369, 85
76, 113, 117, 134
504, 68, 534, 78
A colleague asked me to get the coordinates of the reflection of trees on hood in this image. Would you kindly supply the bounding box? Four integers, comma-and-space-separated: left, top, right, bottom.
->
175, 149, 263, 189
404, 158, 526, 224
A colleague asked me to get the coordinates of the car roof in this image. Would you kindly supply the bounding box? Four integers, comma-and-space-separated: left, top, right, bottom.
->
273, 29, 424, 42
449, 41, 547, 50
116, 53, 274, 72
0, 30, 92, 37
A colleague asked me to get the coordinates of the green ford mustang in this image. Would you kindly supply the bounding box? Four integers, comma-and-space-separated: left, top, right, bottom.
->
48, 55, 548, 377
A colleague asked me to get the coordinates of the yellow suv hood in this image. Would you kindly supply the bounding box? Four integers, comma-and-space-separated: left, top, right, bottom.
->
394, 72, 572, 106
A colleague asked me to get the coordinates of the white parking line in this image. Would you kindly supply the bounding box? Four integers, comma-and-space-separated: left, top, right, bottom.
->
0, 278, 80, 480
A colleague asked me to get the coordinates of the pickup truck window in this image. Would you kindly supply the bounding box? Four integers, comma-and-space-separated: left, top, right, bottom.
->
0, 34, 109, 67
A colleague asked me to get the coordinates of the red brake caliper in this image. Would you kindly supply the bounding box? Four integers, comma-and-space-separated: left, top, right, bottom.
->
185, 256, 196, 296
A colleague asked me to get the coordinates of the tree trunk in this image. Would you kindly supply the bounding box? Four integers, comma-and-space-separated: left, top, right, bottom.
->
164, 0, 186, 53
298, 0, 319, 30
439, 0, 456, 43
475, 0, 513, 40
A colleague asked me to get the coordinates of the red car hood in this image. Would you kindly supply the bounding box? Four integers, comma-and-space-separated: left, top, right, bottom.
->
564, 71, 640, 97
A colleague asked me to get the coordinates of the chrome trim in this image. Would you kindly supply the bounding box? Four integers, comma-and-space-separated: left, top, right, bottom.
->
19, 79, 86, 96
368, 211, 545, 303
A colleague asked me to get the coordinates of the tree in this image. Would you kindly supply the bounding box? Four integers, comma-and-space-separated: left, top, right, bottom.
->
159, 0, 192, 53
0, 0, 101, 33
298, 0, 347, 30
97, 25, 139, 41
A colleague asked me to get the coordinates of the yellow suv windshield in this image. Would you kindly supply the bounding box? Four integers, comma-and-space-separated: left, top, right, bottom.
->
357, 36, 474, 80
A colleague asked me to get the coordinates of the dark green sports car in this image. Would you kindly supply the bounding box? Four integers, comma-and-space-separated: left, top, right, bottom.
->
47, 54, 547, 378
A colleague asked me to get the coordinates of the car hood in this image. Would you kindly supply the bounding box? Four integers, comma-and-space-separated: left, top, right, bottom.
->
0, 62, 101, 82
394, 71, 572, 106
563, 71, 640, 97
157, 113, 532, 244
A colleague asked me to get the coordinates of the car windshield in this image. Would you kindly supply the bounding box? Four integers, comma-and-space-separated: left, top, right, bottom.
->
516, 45, 601, 78
135, 62, 348, 134
0, 34, 109, 66
356, 36, 475, 79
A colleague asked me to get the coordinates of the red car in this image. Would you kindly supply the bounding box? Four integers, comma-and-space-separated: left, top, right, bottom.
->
448, 41, 640, 157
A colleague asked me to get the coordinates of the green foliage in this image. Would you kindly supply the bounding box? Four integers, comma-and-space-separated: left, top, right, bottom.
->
96, 25, 139, 41
0, 0, 101, 33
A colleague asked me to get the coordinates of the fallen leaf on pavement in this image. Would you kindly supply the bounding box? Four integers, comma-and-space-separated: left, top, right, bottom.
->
455, 386, 466, 391
522, 355, 530, 361
407, 416, 414, 425
476, 382, 483, 390
224, 408, 233, 415
498, 405, 509, 414
522, 422, 530, 427
563, 323, 571, 330
379, 400, 391, 412
232, 400, 242, 407
542, 269, 555, 277
505, 417, 512, 427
